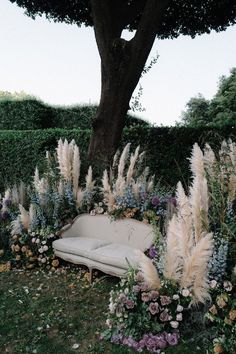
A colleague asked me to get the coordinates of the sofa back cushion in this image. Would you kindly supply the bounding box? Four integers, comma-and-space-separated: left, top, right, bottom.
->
61, 214, 154, 251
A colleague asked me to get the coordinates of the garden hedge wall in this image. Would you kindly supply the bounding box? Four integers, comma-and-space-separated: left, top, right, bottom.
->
0, 125, 235, 192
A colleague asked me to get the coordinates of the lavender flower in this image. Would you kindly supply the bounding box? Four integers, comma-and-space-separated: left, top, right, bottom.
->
165, 332, 179, 346
148, 245, 158, 258
151, 196, 160, 207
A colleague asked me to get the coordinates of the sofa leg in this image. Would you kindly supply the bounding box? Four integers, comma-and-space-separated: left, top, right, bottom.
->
88, 268, 93, 283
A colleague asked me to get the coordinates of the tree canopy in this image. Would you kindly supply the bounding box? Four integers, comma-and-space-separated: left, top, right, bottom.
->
179, 68, 236, 127
8, 0, 236, 165
10, 0, 236, 39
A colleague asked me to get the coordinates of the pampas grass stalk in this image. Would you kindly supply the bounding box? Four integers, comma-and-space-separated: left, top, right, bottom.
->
118, 143, 130, 178
136, 250, 161, 290
19, 204, 30, 230
72, 144, 80, 198
126, 146, 140, 183
85, 166, 95, 191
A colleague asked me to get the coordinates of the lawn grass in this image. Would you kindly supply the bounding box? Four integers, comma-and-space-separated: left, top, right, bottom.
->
0, 265, 212, 354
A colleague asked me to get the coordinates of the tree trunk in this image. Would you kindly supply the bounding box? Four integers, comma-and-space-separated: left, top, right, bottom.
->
88, 0, 171, 167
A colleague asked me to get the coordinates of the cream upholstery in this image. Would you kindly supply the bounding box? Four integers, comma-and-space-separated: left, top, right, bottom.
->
53, 214, 154, 278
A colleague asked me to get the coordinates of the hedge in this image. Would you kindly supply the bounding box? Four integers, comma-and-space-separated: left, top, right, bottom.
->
0, 125, 235, 192
0, 99, 150, 130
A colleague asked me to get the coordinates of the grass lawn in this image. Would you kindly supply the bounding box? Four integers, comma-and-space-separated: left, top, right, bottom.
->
0, 264, 212, 354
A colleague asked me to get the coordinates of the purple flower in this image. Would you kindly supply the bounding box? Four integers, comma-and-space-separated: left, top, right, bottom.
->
151, 196, 160, 207
159, 309, 170, 322
149, 302, 159, 315
4, 199, 11, 207
165, 332, 179, 346
1, 210, 9, 220
146, 337, 157, 351
155, 335, 167, 349
125, 299, 135, 309
160, 295, 172, 306
148, 245, 158, 258
111, 334, 123, 344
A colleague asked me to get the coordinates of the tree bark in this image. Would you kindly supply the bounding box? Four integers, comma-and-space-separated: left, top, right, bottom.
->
88, 0, 171, 167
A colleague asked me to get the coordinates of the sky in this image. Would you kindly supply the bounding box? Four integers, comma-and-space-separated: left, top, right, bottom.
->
0, 0, 236, 126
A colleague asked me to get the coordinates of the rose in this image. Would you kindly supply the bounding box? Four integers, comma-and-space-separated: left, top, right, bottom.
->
160, 295, 172, 306
135, 271, 144, 282
223, 280, 233, 292
165, 332, 179, 346
182, 289, 190, 297
133, 285, 141, 294
170, 321, 179, 329
176, 305, 183, 312
125, 299, 135, 309
176, 313, 183, 321
150, 290, 159, 301
141, 292, 150, 302
148, 302, 159, 315
209, 305, 218, 315
173, 294, 180, 300
213, 343, 224, 354
159, 309, 170, 322
141, 283, 149, 292
216, 295, 228, 308
210, 280, 218, 289
229, 310, 236, 321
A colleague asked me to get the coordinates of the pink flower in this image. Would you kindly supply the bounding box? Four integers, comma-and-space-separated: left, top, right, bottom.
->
176, 305, 183, 312
160, 295, 172, 306
148, 302, 159, 315
223, 281, 233, 292
170, 321, 179, 329
125, 299, 135, 309
135, 271, 144, 282
159, 309, 170, 322
150, 290, 159, 301
133, 285, 141, 294
176, 313, 183, 321
141, 292, 150, 302
141, 283, 149, 292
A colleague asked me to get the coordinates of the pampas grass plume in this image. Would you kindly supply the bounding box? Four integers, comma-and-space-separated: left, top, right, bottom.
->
136, 250, 161, 290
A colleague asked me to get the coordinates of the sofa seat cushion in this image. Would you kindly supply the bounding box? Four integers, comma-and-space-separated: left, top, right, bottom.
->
53, 237, 111, 258
90, 243, 140, 270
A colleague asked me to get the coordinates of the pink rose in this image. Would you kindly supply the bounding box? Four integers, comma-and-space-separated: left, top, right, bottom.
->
170, 321, 179, 329
176, 313, 183, 321
150, 290, 159, 301
160, 295, 172, 306
141, 292, 150, 302
148, 302, 159, 315
159, 309, 170, 322
125, 299, 135, 309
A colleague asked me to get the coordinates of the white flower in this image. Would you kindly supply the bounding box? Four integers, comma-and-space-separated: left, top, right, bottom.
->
210, 280, 218, 289
90, 210, 96, 216
173, 294, 180, 300
223, 281, 233, 292
42, 241, 46, 245
124, 288, 129, 295
72, 344, 80, 349
176, 305, 184, 312
35, 239, 40, 244
38, 247, 44, 254
43, 245, 48, 252
109, 303, 115, 314
41, 258, 46, 264
170, 321, 179, 329
31, 238, 36, 243
176, 313, 183, 321
182, 289, 190, 297
106, 319, 112, 328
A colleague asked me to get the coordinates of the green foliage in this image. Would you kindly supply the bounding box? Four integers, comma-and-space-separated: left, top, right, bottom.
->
1, 125, 236, 192
180, 68, 236, 127
9, 1, 236, 39
0, 94, 149, 130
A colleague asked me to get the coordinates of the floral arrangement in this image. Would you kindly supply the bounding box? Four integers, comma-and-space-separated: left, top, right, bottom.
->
103, 268, 192, 352
100, 143, 175, 228
205, 278, 236, 354
9, 139, 96, 269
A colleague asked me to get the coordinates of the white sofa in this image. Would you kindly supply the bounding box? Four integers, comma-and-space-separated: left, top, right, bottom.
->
52, 214, 154, 280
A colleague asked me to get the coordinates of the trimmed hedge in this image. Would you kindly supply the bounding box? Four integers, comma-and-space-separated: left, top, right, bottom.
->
0, 99, 150, 130
0, 125, 235, 191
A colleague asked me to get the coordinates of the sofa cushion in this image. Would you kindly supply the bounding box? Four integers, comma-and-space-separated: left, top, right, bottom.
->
53, 237, 111, 258
90, 243, 140, 270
